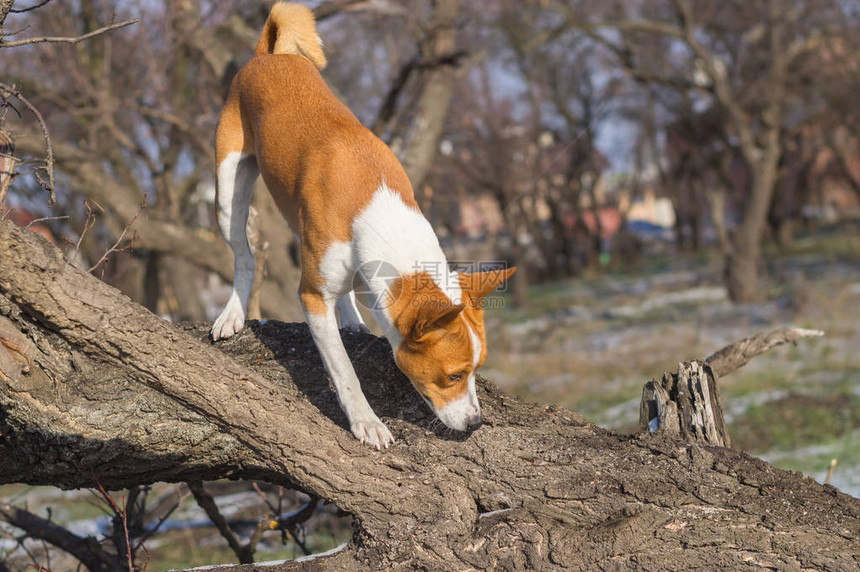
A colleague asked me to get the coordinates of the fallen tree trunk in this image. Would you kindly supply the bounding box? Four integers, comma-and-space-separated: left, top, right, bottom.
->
1, 218, 859, 571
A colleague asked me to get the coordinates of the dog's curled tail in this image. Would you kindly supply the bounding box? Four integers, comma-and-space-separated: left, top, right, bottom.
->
255, 2, 327, 69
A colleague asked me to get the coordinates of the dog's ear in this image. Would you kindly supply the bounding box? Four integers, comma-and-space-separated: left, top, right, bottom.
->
460, 266, 517, 305
412, 297, 465, 342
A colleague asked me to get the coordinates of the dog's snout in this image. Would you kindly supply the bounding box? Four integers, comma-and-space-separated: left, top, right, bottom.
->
466, 413, 483, 432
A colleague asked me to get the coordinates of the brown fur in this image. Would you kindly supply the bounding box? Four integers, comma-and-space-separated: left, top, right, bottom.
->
255, 2, 327, 67
215, 3, 515, 418
388, 269, 515, 410
215, 16, 415, 316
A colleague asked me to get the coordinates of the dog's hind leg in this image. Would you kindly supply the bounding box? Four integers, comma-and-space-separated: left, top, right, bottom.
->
336, 290, 370, 333
212, 152, 259, 340
212, 96, 260, 340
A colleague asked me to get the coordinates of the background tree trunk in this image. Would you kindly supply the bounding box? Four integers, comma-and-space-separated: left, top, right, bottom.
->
399, 0, 460, 192
0, 129, 15, 206
1, 219, 858, 571
725, 164, 779, 303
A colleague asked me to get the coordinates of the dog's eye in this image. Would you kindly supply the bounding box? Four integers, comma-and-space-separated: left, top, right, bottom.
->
447, 372, 464, 383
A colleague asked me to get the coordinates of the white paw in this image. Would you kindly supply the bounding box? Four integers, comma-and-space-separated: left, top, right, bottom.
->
212, 297, 245, 341
342, 322, 371, 334
351, 417, 394, 450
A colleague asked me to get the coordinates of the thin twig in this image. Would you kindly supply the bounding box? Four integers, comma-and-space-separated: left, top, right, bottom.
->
140, 541, 152, 572
825, 459, 837, 485
25, 215, 68, 229
10, 0, 55, 14
138, 487, 188, 547
0, 25, 30, 39
252, 482, 278, 514
0, 18, 139, 48
0, 501, 114, 571
91, 472, 134, 572
120, 495, 134, 572
243, 517, 271, 563
22, 540, 48, 571
41, 536, 52, 572
88, 196, 145, 273
270, 497, 318, 556
312, 0, 372, 21
0, 82, 55, 204
68, 198, 101, 263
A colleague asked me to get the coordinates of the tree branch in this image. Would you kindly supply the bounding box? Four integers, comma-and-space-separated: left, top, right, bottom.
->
0, 18, 138, 48
9, 0, 54, 14
0, 502, 115, 572
550, 9, 702, 92
705, 326, 825, 378
11, 132, 302, 320
312, 0, 373, 21
0, 128, 15, 206
188, 481, 248, 564
668, 0, 760, 163
0, 82, 55, 204
399, 0, 461, 191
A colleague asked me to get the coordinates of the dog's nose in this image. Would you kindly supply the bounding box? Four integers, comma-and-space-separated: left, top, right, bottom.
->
466, 413, 483, 432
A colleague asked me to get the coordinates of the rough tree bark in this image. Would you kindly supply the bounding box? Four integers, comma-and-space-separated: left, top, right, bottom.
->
1, 218, 858, 571
640, 361, 731, 448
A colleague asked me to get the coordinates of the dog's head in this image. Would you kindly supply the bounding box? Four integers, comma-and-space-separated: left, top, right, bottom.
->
389, 267, 516, 432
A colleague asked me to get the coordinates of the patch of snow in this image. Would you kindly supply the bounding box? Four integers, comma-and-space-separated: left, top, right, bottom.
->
602, 286, 727, 319
175, 542, 350, 571
292, 541, 350, 562
479, 508, 514, 519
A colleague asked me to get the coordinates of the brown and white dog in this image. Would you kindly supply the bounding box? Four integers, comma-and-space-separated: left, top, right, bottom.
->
211, 2, 515, 449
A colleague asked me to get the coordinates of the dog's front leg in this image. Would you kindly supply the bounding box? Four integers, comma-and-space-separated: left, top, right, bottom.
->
301, 292, 394, 449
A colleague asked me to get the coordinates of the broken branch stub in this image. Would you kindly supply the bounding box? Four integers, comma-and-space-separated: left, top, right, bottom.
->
641, 327, 825, 448
640, 360, 731, 448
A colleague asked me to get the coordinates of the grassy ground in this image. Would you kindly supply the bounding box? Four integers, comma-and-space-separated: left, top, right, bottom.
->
483, 222, 860, 495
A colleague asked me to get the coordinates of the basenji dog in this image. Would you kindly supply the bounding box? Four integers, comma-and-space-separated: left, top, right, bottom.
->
211, 2, 515, 449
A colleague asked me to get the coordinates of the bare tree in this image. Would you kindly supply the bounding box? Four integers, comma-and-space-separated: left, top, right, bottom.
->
557, 0, 846, 301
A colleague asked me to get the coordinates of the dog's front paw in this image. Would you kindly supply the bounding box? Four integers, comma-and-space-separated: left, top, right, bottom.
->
351, 417, 394, 450
212, 297, 245, 341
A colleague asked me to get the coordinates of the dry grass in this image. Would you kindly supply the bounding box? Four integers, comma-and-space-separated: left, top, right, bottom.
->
484, 224, 860, 493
